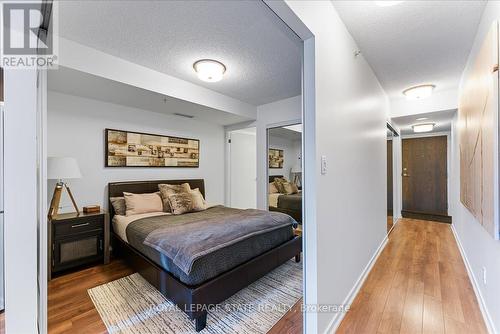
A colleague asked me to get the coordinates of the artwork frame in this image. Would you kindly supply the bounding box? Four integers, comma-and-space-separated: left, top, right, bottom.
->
105, 129, 200, 168
269, 148, 284, 169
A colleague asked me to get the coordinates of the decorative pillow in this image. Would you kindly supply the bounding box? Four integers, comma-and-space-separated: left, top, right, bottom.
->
110, 196, 126, 216
123, 192, 163, 216
167, 192, 193, 215
158, 183, 191, 212
283, 182, 299, 195
269, 182, 279, 194
190, 188, 207, 212
273, 177, 288, 193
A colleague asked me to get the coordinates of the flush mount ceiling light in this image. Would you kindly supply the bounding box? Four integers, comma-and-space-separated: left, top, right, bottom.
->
412, 123, 435, 133
403, 84, 435, 100
193, 59, 226, 83
416, 117, 429, 121
375, 1, 404, 7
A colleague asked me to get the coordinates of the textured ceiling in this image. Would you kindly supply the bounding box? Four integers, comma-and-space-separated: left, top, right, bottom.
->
333, 1, 486, 99
392, 108, 456, 136
58, 0, 301, 106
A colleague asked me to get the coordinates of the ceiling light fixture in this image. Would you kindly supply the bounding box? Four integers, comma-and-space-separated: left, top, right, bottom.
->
416, 117, 429, 121
375, 1, 404, 7
412, 123, 435, 133
403, 84, 435, 100
193, 59, 226, 83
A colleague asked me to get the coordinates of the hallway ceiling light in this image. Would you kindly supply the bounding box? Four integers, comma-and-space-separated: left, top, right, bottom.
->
403, 84, 435, 100
375, 1, 404, 7
416, 117, 429, 121
193, 59, 226, 82
412, 123, 435, 133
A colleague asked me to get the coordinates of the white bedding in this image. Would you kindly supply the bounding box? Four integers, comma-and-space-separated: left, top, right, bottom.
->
268, 193, 281, 207
112, 212, 169, 242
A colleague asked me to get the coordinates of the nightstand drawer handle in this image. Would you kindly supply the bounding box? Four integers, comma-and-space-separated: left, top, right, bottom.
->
71, 222, 90, 228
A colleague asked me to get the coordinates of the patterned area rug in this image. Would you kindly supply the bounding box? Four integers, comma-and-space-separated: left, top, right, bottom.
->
88, 259, 302, 334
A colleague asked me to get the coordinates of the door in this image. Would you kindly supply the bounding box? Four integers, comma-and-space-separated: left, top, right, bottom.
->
229, 128, 257, 209
402, 136, 448, 220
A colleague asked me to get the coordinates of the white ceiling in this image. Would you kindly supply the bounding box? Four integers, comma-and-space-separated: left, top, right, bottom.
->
48, 66, 251, 126
269, 127, 302, 141
332, 1, 486, 100
58, 0, 301, 106
392, 108, 456, 136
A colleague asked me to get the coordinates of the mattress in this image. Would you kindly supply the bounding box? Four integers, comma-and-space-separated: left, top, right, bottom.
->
121, 206, 294, 286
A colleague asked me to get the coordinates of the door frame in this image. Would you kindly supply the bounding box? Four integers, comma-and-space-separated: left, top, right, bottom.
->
32, 1, 317, 333
386, 122, 400, 232
401, 131, 451, 221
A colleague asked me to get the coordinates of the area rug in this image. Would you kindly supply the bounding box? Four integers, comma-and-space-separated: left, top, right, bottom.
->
88, 259, 302, 334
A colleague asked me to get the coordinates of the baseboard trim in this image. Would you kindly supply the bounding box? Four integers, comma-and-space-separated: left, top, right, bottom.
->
323, 233, 389, 334
450, 225, 496, 334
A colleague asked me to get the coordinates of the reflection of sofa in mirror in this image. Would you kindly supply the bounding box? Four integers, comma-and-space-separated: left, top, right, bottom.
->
268, 175, 302, 224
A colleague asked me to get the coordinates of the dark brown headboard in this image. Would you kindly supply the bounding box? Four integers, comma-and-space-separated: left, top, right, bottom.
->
108, 179, 205, 218
269, 175, 283, 183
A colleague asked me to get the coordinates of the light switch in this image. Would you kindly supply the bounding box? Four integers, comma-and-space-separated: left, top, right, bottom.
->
321, 155, 327, 175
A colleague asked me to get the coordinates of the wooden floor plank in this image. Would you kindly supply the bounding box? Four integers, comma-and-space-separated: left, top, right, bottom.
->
337, 219, 486, 334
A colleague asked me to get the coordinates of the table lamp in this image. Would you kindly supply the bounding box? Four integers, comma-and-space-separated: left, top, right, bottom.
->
47, 157, 82, 219
291, 165, 302, 187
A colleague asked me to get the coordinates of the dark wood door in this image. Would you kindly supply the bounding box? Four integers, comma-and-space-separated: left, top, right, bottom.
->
402, 136, 448, 219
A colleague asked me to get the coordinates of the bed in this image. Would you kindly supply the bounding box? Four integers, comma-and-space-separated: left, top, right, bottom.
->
268, 175, 303, 224
108, 179, 302, 331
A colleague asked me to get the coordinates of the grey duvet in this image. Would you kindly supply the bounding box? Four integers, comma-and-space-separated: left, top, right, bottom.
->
278, 192, 302, 211
125, 206, 295, 285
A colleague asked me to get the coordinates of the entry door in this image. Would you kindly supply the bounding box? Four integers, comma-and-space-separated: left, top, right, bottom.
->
402, 136, 447, 218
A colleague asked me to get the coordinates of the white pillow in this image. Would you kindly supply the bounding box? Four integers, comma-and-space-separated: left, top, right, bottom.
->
123, 191, 163, 216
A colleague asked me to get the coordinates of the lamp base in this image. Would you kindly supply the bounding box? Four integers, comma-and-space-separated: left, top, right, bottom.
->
48, 182, 80, 220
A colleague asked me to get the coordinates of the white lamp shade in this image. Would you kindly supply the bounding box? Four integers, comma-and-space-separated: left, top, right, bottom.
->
47, 157, 82, 180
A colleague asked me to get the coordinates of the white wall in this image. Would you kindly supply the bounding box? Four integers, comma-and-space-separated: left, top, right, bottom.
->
284, 2, 389, 332
47, 91, 226, 211
268, 134, 301, 179
450, 4, 500, 330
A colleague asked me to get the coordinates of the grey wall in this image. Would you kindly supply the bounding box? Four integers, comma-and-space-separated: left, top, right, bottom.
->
47, 91, 226, 211
451, 4, 500, 329
286, 1, 390, 332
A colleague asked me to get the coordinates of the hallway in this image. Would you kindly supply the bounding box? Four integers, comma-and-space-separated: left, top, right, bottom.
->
337, 219, 487, 333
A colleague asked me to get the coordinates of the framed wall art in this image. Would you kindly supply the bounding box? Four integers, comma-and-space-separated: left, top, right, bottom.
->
269, 148, 284, 169
105, 129, 200, 167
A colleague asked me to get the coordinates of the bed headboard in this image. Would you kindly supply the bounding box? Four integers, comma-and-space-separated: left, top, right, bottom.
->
108, 179, 205, 218
269, 175, 283, 183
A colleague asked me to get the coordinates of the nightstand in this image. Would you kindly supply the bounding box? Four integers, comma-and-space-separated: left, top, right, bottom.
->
48, 211, 109, 280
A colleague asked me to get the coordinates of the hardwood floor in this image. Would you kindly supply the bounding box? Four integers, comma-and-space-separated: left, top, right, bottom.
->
337, 218, 487, 334
0, 218, 486, 334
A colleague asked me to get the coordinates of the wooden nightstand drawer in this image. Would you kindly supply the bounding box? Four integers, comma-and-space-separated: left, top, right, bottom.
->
54, 215, 104, 238
49, 211, 110, 279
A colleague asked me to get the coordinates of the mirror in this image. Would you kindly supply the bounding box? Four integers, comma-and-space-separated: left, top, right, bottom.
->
267, 123, 302, 233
